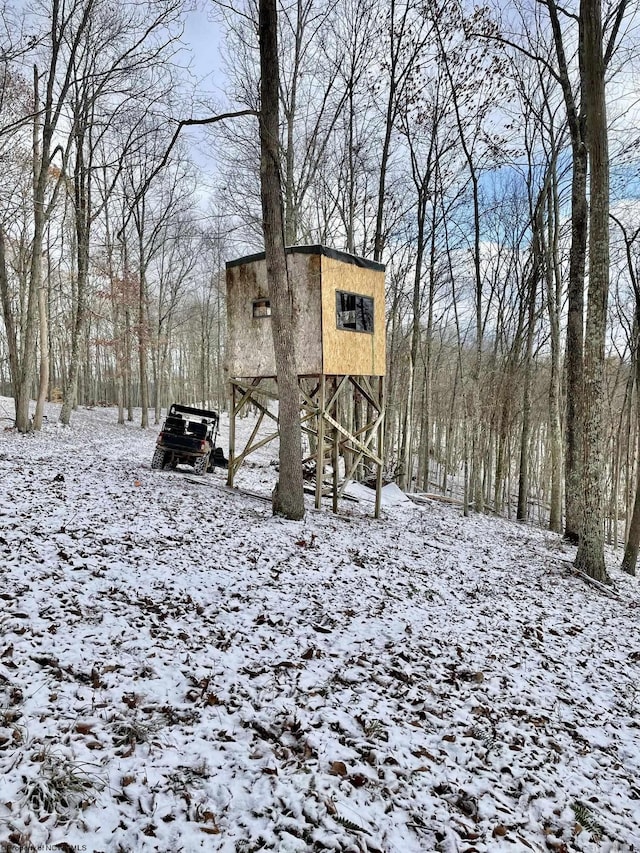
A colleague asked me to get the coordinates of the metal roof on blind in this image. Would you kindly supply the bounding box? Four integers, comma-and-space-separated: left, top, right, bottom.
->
225, 244, 385, 273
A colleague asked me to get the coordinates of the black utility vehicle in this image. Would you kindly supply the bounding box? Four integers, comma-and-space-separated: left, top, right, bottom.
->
151, 403, 227, 474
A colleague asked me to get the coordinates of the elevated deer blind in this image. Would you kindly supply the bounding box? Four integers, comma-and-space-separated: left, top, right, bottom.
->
225, 245, 386, 516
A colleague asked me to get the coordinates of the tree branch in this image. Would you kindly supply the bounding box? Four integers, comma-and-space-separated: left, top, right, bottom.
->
117, 109, 257, 239
604, 0, 629, 68
158, 110, 257, 175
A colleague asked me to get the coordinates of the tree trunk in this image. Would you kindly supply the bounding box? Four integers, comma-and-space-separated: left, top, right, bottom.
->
574, 0, 610, 582
33, 248, 50, 430
545, 0, 588, 542
622, 362, 640, 574
15, 65, 47, 433
621, 298, 640, 575
60, 127, 91, 426
0, 228, 20, 402
564, 145, 587, 541
259, 0, 305, 520
517, 266, 538, 521
615, 233, 640, 573
125, 303, 133, 421
138, 250, 149, 429
546, 178, 563, 533
401, 189, 427, 492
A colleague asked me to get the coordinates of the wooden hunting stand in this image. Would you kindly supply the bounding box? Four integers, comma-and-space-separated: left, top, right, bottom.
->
225, 245, 386, 516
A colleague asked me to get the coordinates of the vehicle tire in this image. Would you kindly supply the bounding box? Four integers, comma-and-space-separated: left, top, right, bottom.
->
151, 448, 165, 469
193, 452, 210, 475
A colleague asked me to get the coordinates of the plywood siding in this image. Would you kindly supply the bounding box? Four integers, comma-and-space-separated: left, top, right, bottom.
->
320, 255, 386, 376
226, 253, 323, 378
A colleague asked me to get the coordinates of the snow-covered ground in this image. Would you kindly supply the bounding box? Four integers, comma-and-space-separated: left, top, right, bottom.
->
0, 398, 639, 853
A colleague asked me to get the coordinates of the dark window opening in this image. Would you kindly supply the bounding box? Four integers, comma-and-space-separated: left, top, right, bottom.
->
336, 291, 374, 333
253, 298, 271, 318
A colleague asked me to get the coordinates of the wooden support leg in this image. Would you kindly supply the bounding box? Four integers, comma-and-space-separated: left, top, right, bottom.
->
227, 372, 385, 519
375, 376, 385, 519
333, 421, 339, 514
315, 375, 325, 510
228, 382, 236, 488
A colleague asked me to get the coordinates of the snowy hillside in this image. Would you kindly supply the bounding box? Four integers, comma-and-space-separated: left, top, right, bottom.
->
0, 400, 639, 853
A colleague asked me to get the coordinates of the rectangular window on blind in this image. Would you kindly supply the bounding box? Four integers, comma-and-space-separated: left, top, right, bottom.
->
253, 298, 271, 318
336, 291, 374, 333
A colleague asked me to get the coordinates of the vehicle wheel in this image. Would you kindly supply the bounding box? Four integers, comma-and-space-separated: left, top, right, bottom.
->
151, 448, 166, 469
193, 452, 210, 475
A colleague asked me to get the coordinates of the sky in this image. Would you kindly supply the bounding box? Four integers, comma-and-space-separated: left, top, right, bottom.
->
181, 3, 227, 100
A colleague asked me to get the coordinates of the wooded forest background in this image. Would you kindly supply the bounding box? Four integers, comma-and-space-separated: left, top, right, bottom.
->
1, 0, 640, 572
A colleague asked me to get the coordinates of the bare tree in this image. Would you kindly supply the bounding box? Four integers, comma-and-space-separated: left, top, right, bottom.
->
150, 214, 199, 420
372, 0, 433, 262
58, 0, 183, 426
573, 0, 628, 582
611, 213, 640, 575
395, 72, 455, 491
484, 0, 630, 570
259, 0, 305, 519
123, 129, 196, 428
3, 0, 91, 432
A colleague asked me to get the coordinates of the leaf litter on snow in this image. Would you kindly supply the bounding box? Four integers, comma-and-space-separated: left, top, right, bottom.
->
0, 398, 639, 852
